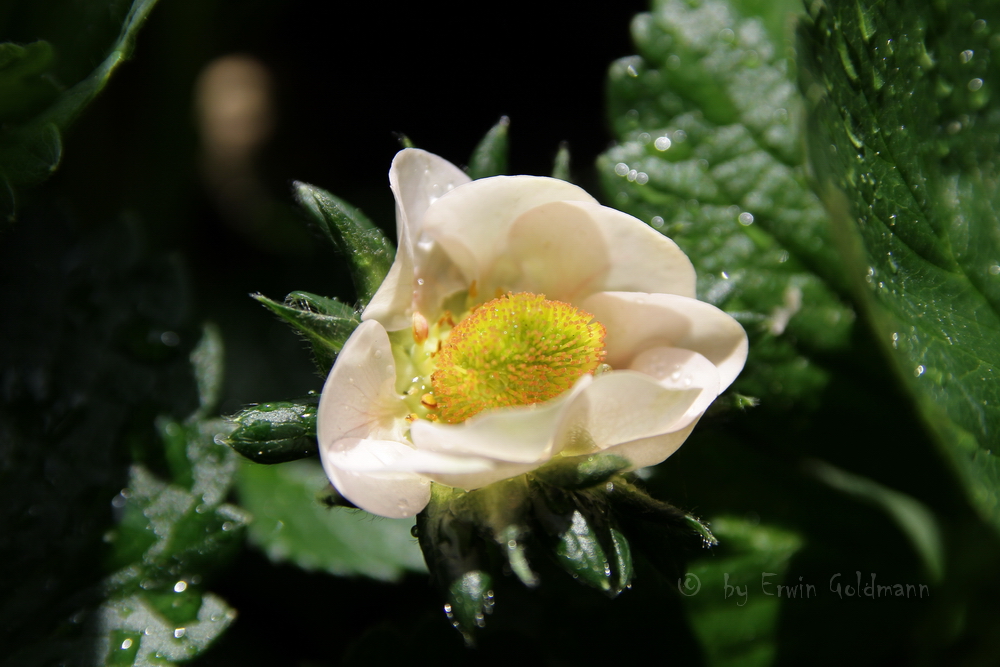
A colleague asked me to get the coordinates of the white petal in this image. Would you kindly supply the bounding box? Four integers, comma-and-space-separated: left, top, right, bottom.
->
582, 291, 748, 390
389, 148, 470, 242
331, 439, 537, 491
555, 368, 716, 455
496, 201, 695, 300
419, 460, 541, 491
317, 320, 409, 444
419, 175, 596, 288
629, 347, 721, 419
599, 421, 700, 470
409, 378, 589, 464
362, 220, 415, 331
320, 438, 430, 518
363, 149, 469, 330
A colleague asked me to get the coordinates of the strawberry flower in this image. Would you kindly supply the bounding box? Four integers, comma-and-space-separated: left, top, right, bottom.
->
317, 149, 748, 518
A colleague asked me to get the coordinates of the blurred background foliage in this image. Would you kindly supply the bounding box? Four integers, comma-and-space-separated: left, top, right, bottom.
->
3, 0, 1000, 665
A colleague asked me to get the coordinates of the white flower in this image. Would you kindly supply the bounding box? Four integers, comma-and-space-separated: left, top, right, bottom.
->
317, 149, 748, 518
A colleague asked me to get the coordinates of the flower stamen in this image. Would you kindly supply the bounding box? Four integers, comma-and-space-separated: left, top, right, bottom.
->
431, 292, 606, 424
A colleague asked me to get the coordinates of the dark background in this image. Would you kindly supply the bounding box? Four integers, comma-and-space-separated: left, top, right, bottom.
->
4, 0, 649, 411
2, 1, 653, 664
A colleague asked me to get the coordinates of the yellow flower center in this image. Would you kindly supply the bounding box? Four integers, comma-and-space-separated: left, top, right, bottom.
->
430, 292, 606, 424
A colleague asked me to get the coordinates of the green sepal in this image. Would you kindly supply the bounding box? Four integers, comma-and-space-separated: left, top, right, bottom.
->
607, 478, 716, 581
533, 453, 629, 490
495, 523, 539, 588
416, 485, 495, 645
467, 116, 510, 179
445, 570, 495, 643
551, 141, 571, 181
253, 291, 360, 373
316, 483, 358, 509
225, 397, 319, 464
532, 484, 632, 597
292, 181, 394, 307
457, 477, 540, 588
609, 478, 717, 547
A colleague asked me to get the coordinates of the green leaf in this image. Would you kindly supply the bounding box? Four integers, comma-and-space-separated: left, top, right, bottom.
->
798, 0, 1000, 531
253, 291, 360, 373
106, 419, 247, 579
682, 517, 803, 667
0, 0, 160, 218
0, 122, 62, 186
94, 590, 235, 667
807, 460, 944, 582
551, 142, 572, 181
236, 459, 426, 581
225, 397, 319, 464
190, 323, 224, 417
600, 0, 856, 408
0, 216, 219, 665
292, 182, 394, 306
99, 416, 246, 667
467, 116, 510, 179
0, 41, 60, 123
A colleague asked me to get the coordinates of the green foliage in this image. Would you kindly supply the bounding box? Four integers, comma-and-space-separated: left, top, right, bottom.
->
683, 517, 803, 667
0, 41, 60, 123
96, 327, 245, 667
293, 182, 394, 308
0, 0, 160, 223
551, 142, 572, 181
798, 0, 1000, 532
98, 416, 246, 666
467, 116, 510, 179
253, 291, 360, 374
0, 214, 238, 666
599, 0, 855, 408
236, 459, 426, 581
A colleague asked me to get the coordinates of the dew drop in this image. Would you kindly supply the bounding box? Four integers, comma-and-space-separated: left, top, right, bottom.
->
960, 49, 974, 63
969, 78, 984, 91
989, 264, 1000, 275
651, 216, 665, 229
914, 365, 926, 377
373, 349, 383, 359
738, 211, 754, 225
121, 639, 133, 650
654, 136, 672, 151
614, 162, 629, 176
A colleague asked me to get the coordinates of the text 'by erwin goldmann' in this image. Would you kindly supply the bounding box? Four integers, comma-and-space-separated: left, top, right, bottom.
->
675, 571, 930, 606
